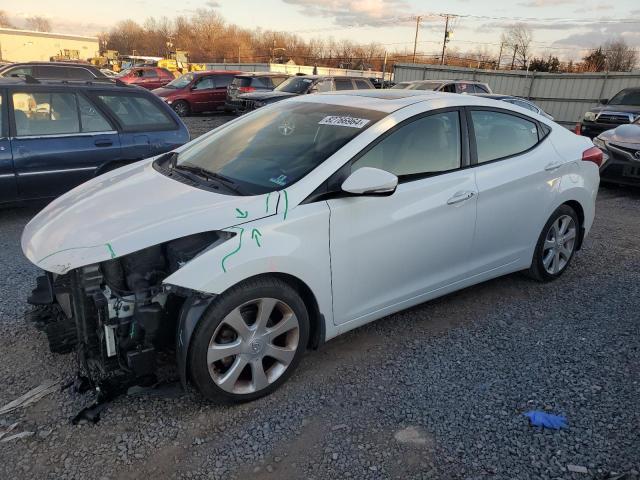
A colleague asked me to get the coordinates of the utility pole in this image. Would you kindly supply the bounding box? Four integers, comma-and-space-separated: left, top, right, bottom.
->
440, 15, 452, 66
496, 42, 504, 70
510, 44, 518, 70
412, 16, 422, 64
381, 51, 388, 88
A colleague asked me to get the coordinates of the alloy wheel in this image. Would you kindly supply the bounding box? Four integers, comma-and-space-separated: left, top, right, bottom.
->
542, 214, 577, 275
207, 298, 300, 395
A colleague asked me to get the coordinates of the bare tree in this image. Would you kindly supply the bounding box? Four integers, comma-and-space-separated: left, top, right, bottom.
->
25, 16, 51, 32
603, 39, 637, 72
501, 23, 533, 69
0, 10, 14, 28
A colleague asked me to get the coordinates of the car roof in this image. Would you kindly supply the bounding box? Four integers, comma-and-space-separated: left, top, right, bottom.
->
291, 89, 538, 115
235, 72, 289, 77
193, 70, 242, 76
0, 76, 144, 90
0, 61, 94, 68
405, 79, 486, 85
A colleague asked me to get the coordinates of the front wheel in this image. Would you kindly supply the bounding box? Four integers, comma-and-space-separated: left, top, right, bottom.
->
527, 205, 579, 282
188, 278, 309, 403
172, 100, 190, 117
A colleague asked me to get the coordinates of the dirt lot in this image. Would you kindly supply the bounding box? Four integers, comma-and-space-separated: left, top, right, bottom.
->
0, 114, 638, 480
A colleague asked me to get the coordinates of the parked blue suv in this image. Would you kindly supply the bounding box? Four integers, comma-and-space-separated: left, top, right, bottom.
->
0, 77, 190, 205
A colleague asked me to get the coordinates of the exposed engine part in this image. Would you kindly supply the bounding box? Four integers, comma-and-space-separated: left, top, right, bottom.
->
27, 231, 223, 403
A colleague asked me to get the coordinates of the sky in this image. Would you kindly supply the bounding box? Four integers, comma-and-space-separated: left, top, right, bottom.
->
3, 0, 640, 61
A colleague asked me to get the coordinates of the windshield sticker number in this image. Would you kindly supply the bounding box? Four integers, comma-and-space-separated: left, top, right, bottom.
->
270, 174, 288, 186
319, 116, 370, 128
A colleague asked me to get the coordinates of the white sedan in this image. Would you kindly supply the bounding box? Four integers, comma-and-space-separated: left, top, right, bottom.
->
22, 90, 601, 402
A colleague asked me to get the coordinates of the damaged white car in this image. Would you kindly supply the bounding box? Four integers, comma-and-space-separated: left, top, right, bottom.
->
22, 90, 600, 402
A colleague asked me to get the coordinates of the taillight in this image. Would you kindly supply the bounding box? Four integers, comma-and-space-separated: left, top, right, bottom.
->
574, 123, 582, 135
239, 86, 255, 93
582, 146, 604, 167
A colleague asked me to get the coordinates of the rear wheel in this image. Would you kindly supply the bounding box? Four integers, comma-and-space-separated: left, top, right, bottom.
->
188, 278, 309, 403
527, 205, 579, 282
172, 100, 190, 117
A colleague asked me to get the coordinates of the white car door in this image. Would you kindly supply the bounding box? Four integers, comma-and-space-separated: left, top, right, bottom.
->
465, 108, 558, 275
327, 109, 478, 325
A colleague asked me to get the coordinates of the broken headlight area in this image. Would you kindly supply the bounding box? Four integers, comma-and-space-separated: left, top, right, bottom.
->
27, 230, 231, 387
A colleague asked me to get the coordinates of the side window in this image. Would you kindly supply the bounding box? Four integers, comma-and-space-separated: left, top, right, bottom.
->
12, 91, 80, 136
457, 83, 471, 94
194, 77, 215, 90
334, 79, 353, 91
471, 110, 539, 163
441, 83, 456, 93
142, 69, 158, 78
315, 80, 333, 92
6, 66, 33, 77
475, 84, 490, 94
272, 76, 288, 87
214, 75, 235, 88
78, 95, 112, 132
354, 79, 371, 89
251, 77, 270, 88
352, 111, 461, 177
511, 99, 539, 113
97, 94, 175, 131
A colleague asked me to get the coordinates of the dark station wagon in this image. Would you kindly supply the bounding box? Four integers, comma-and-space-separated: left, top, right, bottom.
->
0, 78, 190, 205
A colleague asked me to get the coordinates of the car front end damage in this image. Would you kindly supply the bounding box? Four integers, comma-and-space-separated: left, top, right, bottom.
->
27, 232, 228, 390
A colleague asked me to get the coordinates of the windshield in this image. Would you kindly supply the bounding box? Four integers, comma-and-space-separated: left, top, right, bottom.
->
609, 89, 640, 106
275, 77, 315, 94
173, 101, 386, 195
411, 81, 443, 91
165, 73, 194, 89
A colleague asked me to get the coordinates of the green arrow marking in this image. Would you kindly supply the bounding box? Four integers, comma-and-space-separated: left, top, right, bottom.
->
251, 228, 263, 247
265, 192, 271, 213
221, 227, 244, 273
235, 208, 248, 219
283, 190, 289, 220
106, 243, 116, 259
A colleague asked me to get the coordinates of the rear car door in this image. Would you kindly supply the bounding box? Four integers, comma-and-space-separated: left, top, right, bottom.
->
467, 108, 557, 274
141, 69, 160, 89
94, 91, 185, 159
0, 89, 17, 203
328, 109, 477, 323
10, 89, 121, 200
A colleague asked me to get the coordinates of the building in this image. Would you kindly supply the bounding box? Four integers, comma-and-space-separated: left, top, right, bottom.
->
0, 28, 99, 63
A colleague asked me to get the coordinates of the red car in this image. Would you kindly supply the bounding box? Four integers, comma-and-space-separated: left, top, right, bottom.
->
151, 70, 241, 116
116, 67, 175, 90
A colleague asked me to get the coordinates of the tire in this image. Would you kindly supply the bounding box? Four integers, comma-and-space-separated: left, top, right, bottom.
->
188, 277, 309, 403
527, 205, 580, 282
172, 100, 190, 117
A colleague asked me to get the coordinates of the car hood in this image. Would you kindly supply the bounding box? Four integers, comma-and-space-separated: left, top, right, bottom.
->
599, 123, 640, 144
22, 159, 280, 274
152, 86, 180, 97
588, 105, 640, 115
238, 91, 299, 101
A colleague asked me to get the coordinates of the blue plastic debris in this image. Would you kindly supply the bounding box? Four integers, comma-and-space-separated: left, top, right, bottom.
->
523, 411, 568, 430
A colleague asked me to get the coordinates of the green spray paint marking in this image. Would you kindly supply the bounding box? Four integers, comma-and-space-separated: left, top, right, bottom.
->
221, 227, 244, 273
106, 243, 116, 259
235, 208, 248, 219
283, 190, 289, 220
37, 243, 116, 265
265, 192, 271, 213
251, 228, 262, 247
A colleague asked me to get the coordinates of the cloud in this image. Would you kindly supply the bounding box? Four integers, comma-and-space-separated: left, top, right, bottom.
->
205, 1, 221, 7
519, 0, 578, 6
552, 22, 640, 50
281, 0, 414, 27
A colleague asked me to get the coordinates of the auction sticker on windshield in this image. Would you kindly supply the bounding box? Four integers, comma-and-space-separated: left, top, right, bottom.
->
319, 116, 371, 128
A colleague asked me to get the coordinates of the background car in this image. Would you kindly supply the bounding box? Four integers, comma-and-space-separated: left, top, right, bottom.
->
593, 119, 640, 185
116, 66, 175, 90
0, 77, 189, 205
473, 94, 554, 119
392, 79, 492, 94
236, 75, 375, 112
576, 88, 640, 138
100, 69, 119, 78
225, 72, 290, 112
0, 62, 108, 81
23, 90, 599, 403
368, 77, 395, 89
152, 70, 241, 116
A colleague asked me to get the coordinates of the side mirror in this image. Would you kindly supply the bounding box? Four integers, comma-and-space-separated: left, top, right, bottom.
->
599, 98, 609, 105
341, 167, 398, 196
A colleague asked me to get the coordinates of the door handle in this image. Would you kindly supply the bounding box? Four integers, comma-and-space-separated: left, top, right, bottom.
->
544, 161, 563, 171
94, 139, 113, 147
447, 190, 476, 205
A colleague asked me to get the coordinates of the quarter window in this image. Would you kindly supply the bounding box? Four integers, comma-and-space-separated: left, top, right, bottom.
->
334, 79, 354, 91
12, 92, 79, 136
194, 77, 215, 90
97, 94, 175, 130
471, 110, 539, 163
354, 79, 371, 89
352, 111, 461, 177
142, 69, 158, 78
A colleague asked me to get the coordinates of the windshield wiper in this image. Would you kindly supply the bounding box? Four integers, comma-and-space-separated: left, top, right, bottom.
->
175, 164, 244, 194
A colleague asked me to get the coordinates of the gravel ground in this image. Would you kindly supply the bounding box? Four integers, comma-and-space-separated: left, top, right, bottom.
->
0, 115, 638, 479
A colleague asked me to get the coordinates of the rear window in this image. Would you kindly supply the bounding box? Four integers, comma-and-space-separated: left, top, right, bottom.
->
250, 77, 271, 88
232, 77, 252, 87
12, 91, 80, 136
96, 94, 175, 131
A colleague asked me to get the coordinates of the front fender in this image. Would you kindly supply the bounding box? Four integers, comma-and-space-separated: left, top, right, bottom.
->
164, 201, 333, 324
